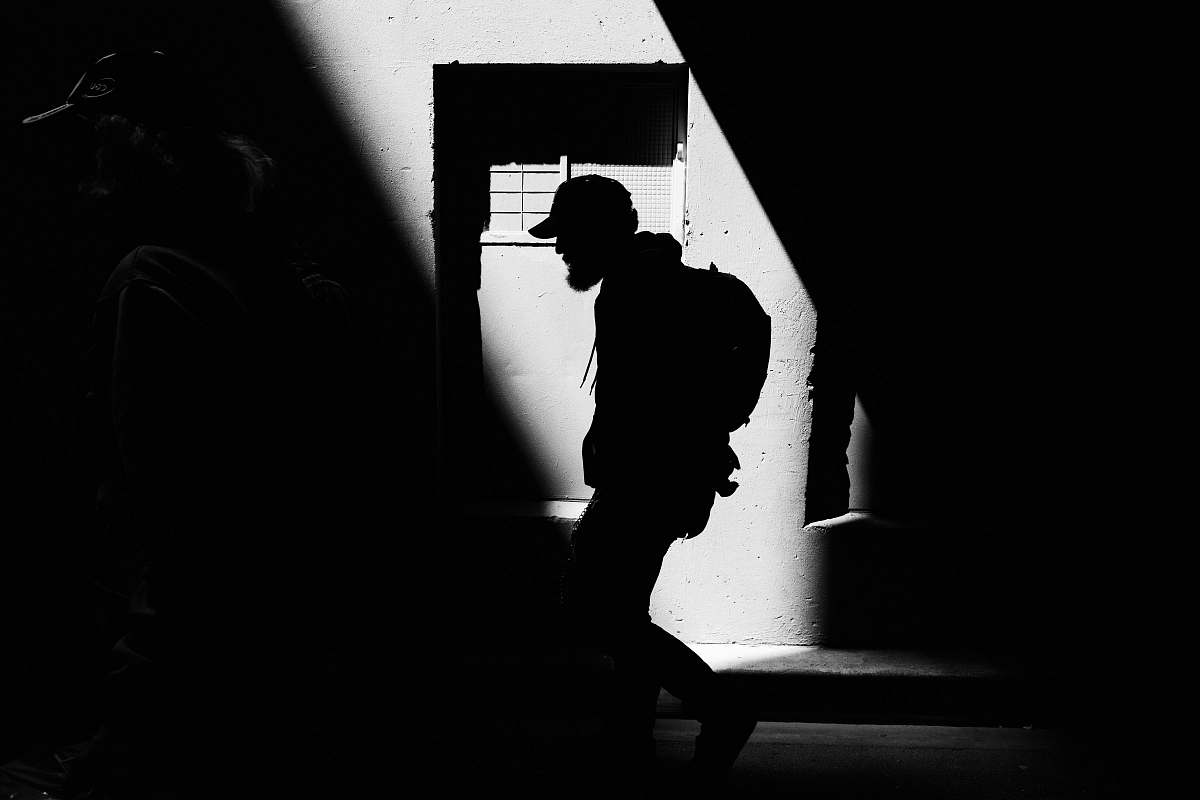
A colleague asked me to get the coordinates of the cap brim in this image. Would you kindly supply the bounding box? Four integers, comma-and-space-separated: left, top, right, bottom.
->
527, 216, 558, 239
22, 102, 75, 125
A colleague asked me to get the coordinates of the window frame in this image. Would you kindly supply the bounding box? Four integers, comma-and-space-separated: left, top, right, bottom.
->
479, 72, 688, 247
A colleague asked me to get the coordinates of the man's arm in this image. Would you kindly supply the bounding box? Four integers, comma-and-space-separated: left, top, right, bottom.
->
110, 280, 205, 501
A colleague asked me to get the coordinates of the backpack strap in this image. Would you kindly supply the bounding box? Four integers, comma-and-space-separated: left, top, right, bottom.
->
580, 336, 598, 394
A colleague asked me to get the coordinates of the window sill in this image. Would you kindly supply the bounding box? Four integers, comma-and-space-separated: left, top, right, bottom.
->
458, 499, 589, 520
480, 231, 557, 246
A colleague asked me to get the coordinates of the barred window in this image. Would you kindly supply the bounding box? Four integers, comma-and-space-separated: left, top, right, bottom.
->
478, 71, 687, 243
488, 161, 563, 233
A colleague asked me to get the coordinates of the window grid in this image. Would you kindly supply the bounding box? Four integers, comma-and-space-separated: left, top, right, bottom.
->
569, 164, 674, 233
489, 163, 561, 232
484, 81, 682, 239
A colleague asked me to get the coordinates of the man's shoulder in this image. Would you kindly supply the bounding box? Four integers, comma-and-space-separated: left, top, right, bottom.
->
101, 245, 245, 316
103, 244, 187, 287
599, 246, 686, 299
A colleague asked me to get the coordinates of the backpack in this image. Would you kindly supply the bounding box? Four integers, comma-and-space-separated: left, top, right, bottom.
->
687, 262, 772, 432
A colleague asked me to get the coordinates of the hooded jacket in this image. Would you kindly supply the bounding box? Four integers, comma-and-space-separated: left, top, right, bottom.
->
583, 231, 735, 495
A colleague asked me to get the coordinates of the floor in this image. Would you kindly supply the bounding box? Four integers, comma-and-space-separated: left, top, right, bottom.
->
652, 719, 1118, 798
2, 719, 1128, 799
412, 714, 1128, 798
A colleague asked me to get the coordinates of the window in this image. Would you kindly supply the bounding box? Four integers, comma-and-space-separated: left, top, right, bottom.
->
488, 159, 565, 233
475, 69, 688, 244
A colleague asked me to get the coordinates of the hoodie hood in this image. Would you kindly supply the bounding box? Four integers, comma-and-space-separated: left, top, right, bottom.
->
632, 231, 683, 264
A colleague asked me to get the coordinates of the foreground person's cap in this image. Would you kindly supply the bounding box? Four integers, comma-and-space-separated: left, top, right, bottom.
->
23, 50, 178, 125
527, 174, 633, 239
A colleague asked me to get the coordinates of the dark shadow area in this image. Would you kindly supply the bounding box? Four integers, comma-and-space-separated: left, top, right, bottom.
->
653, 0, 1144, 758
814, 519, 974, 648
0, 1, 456, 793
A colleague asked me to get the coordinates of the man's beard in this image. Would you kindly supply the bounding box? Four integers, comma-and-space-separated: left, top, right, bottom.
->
565, 260, 603, 292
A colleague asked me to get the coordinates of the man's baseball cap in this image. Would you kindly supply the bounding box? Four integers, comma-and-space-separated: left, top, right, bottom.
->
527, 174, 634, 239
22, 50, 181, 126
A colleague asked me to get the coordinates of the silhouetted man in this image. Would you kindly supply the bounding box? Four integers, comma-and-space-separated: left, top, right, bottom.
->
529, 175, 757, 785
22, 50, 339, 799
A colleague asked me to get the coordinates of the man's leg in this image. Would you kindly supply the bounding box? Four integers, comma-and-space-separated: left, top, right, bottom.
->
570, 493, 673, 774
643, 621, 757, 781
571, 491, 756, 780
614, 488, 757, 781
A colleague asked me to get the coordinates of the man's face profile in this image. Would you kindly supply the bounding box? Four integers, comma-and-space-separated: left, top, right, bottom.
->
555, 222, 608, 292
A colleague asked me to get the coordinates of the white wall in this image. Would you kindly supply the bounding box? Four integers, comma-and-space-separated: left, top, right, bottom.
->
478, 244, 597, 498
275, 0, 819, 644
653, 79, 816, 643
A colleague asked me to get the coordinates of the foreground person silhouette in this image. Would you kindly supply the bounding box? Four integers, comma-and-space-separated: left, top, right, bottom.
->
530, 176, 759, 787
22, 50, 344, 799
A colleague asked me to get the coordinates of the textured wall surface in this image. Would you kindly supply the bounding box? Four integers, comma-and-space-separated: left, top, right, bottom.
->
652, 79, 815, 643
274, 0, 818, 644
477, 244, 598, 497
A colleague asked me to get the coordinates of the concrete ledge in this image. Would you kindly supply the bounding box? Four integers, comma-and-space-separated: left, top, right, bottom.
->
656, 644, 1041, 727
796, 513, 991, 647
804, 511, 921, 532
693, 644, 1016, 680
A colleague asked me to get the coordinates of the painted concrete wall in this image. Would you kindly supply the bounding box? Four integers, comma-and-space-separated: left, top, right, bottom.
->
274, 0, 818, 644
656, 79, 815, 643
477, 244, 597, 498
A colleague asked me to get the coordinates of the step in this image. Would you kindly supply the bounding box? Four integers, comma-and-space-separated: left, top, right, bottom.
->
657, 644, 1041, 727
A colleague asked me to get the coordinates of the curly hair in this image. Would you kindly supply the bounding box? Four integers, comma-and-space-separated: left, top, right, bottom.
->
84, 114, 279, 239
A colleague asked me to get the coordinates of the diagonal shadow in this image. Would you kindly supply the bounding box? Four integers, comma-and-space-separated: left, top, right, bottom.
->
652, 3, 1099, 660
0, 0, 555, 771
